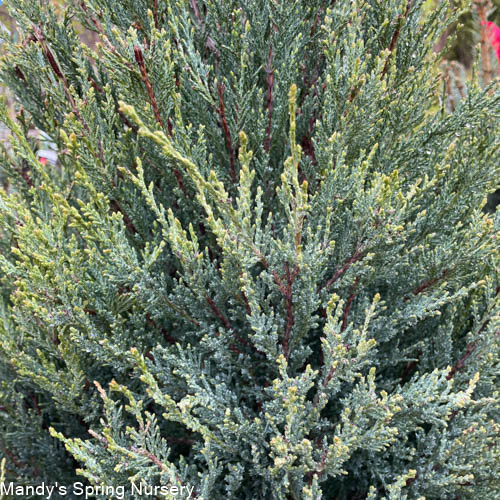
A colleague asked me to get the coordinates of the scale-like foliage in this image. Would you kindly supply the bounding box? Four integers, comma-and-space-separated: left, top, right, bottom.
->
0, 1, 499, 499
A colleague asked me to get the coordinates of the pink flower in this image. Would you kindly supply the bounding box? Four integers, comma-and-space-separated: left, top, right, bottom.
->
483, 21, 500, 74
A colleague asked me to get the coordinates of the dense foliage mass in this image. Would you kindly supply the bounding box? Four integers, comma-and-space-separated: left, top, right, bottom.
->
0, 1, 499, 498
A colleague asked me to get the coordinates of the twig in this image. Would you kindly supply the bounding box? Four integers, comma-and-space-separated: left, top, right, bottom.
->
399, 350, 422, 382
381, 0, 414, 78
273, 263, 300, 360
80, 1, 134, 71
134, 48, 186, 194
264, 44, 275, 153
134, 46, 163, 127
206, 294, 261, 355
32, 24, 105, 168
189, 0, 218, 58
322, 244, 366, 291
404, 269, 448, 301
341, 278, 359, 332
110, 199, 138, 234
446, 342, 478, 380
206, 294, 231, 330
216, 82, 237, 183
153, 0, 159, 30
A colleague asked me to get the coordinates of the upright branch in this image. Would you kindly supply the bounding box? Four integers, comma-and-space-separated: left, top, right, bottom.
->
264, 44, 275, 153
32, 24, 105, 167
206, 294, 263, 356
80, 1, 134, 71
381, 0, 414, 77
403, 269, 449, 301
189, 0, 218, 58
341, 277, 359, 332
133, 48, 186, 194
446, 304, 497, 381
273, 263, 300, 360
134, 46, 163, 127
322, 244, 366, 291
216, 82, 237, 184
153, 0, 159, 30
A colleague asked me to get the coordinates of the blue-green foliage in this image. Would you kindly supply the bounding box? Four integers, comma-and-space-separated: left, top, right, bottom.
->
0, 0, 499, 498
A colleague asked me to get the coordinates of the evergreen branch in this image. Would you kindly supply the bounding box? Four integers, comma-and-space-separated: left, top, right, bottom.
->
130, 448, 197, 498
446, 341, 479, 381
273, 263, 300, 360
206, 294, 263, 356
79, 1, 134, 71
189, 0, 202, 24
189, 0, 218, 58
88, 76, 137, 131
146, 314, 176, 345
32, 24, 106, 168
153, 0, 159, 31
446, 305, 497, 382
381, 0, 414, 78
109, 199, 138, 234
130, 447, 167, 471
264, 44, 275, 153
341, 277, 359, 332
134, 46, 163, 128
88, 429, 108, 448
205, 294, 232, 330
322, 244, 366, 291
132, 47, 186, 194
403, 269, 449, 301
216, 82, 237, 184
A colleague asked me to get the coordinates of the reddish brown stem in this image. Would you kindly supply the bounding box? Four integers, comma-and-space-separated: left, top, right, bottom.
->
240, 291, 252, 315
134, 46, 163, 127
153, 0, 159, 30
15, 66, 26, 82
206, 294, 231, 330
33, 24, 106, 167
109, 199, 138, 234
264, 44, 275, 153
133, 47, 187, 194
80, 1, 134, 70
447, 342, 478, 380
404, 269, 448, 301
216, 82, 237, 183
381, 0, 413, 78
400, 350, 422, 382
5, 448, 25, 470
323, 244, 365, 291
190, 0, 202, 23
341, 278, 359, 332
447, 312, 493, 382
273, 263, 300, 360
206, 294, 260, 355
20, 165, 34, 188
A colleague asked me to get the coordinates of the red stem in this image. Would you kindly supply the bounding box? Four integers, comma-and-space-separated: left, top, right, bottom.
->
134, 46, 163, 127
216, 82, 237, 183
381, 0, 413, 78
323, 245, 365, 291
264, 44, 275, 153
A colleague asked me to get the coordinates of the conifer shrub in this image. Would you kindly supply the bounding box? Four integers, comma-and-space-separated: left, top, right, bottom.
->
0, 1, 499, 498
